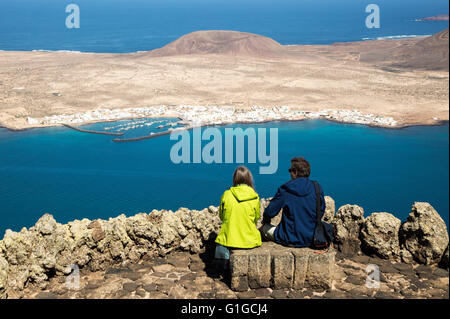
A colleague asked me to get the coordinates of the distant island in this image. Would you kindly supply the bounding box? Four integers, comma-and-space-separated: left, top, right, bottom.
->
0, 29, 448, 131
417, 14, 449, 21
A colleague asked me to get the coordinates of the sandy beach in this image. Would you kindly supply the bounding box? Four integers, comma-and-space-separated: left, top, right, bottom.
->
0, 30, 448, 130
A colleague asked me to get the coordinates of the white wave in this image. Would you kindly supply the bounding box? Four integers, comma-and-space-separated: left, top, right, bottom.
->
31, 49, 152, 54
362, 34, 431, 41
31, 49, 84, 53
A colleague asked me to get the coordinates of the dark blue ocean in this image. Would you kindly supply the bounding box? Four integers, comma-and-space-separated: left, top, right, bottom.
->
0, 0, 448, 52
0, 120, 448, 236
0, 1, 449, 235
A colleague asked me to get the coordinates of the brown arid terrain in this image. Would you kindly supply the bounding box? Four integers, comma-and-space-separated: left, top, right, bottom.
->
147, 30, 287, 59
0, 29, 448, 130
359, 28, 450, 71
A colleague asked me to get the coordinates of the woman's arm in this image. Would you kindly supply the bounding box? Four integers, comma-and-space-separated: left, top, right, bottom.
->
254, 197, 261, 225
219, 192, 226, 221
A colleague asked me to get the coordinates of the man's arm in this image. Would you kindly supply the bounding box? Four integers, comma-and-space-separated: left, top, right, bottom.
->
263, 188, 285, 224
320, 185, 325, 215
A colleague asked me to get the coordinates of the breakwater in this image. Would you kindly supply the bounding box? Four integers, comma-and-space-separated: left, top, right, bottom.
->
62, 124, 124, 136
112, 128, 183, 142
111, 125, 217, 143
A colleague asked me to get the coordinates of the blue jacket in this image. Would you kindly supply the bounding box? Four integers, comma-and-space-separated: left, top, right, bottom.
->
263, 177, 325, 248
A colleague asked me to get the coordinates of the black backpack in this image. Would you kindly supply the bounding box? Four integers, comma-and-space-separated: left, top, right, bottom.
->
312, 181, 334, 249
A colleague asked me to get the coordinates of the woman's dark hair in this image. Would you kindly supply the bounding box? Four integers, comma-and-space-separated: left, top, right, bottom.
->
233, 166, 254, 189
291, 157, 311, 178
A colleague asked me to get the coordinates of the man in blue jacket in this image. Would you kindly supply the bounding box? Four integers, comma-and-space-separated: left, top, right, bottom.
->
261, 157, 325, 247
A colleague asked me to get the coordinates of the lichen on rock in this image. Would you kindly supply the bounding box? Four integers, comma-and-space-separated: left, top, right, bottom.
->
323, 196, 336, 223
0, 255, 8, 299
0, 205, 222, 295
360, 212, 401, 260
332, 204, 365, 255
400, 202, 449, 265
439, 244, 449, 270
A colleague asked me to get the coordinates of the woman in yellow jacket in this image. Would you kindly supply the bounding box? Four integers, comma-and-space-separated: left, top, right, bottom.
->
215, 166, 262, 270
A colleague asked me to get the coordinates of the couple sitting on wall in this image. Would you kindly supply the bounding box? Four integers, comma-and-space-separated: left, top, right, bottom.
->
214, 157, 333, 268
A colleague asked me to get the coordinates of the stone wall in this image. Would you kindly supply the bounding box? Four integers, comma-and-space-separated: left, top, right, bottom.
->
229, 242, 335, 292
0, 206, 222, 299
0, 197, 448, 299
329, 201, 449, 267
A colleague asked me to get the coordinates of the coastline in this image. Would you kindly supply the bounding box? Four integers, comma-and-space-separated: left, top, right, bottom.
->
1, 115, 449, 135
0, 33, 433, 54
1, 111, 449, 149
0, 107, 448, 133
1, 32, 448, 135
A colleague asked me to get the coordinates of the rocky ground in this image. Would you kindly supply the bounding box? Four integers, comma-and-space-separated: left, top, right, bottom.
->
17, 247, 449, 300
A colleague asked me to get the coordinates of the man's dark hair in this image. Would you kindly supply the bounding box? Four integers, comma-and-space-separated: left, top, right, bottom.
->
291, 157, 311, 178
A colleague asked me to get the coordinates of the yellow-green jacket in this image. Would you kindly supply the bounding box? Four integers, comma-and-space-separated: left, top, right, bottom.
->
215, 184, 262, 249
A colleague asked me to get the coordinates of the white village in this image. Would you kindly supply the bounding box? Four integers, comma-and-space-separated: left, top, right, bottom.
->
26, 105, 399, 129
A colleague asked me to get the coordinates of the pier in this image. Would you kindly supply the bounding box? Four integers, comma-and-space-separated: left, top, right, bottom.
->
112, 126, 194, 142
63, 124, 124, 136
112, 129, 178, 142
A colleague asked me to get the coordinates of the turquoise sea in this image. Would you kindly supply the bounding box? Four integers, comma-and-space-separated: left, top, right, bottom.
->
0, 0, 449, 235
0, 120, 448, 235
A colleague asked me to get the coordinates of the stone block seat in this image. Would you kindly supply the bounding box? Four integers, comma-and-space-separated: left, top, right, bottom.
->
229, 242, 335, 292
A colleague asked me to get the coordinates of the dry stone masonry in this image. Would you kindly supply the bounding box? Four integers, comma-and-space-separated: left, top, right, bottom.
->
0, 197, 448, 299
0, 206, 222, 298
229, 242, 335, 291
